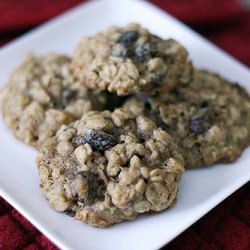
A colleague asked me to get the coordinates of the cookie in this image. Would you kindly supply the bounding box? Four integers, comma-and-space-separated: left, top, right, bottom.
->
123, 70, 250, 169
36, 109, 184, 227
72, 23, 192, 96
1, 54, 107, 148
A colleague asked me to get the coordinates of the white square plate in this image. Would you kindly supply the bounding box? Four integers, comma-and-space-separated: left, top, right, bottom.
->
0, 0, 250, 249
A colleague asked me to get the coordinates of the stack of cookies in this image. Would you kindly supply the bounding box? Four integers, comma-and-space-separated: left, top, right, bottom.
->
1, 24, 250, 228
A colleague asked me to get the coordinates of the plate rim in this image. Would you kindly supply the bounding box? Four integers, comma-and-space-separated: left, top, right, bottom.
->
0, 0, 249, 250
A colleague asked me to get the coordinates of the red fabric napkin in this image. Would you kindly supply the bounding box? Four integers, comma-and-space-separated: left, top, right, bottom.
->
0, 1, 250, 249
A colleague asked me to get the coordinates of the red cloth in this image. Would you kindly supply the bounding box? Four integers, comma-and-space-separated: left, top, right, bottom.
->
0, 1, 250, 249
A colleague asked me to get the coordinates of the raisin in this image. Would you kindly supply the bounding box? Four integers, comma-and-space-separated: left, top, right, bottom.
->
135, 43, 158, 63
119, 31, 139, 44
79, 172, 100, 205
84, 129, 117, 151
135, 44, 150, 62
190, 108, 213, 134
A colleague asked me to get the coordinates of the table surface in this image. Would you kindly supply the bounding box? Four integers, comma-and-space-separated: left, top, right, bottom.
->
0, 1, 249, 250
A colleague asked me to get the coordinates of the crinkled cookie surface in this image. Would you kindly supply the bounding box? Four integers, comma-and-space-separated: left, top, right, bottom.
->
123, 70, 250, 168
72, 23, 192, 96
36, 109, 184, 227
1, 54, 107, 148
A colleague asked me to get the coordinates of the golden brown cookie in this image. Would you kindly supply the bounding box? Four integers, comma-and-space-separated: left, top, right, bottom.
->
36, 109, 184, 227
